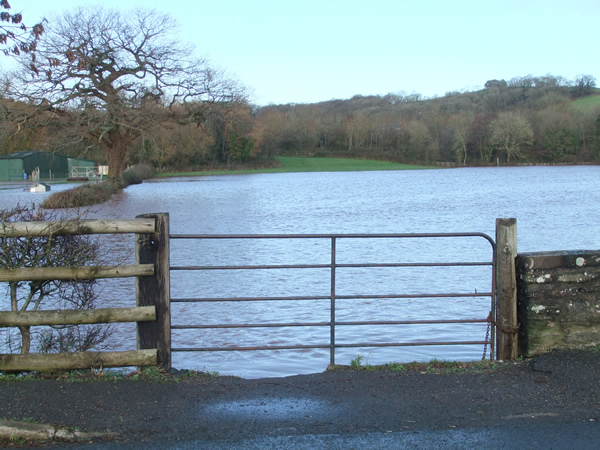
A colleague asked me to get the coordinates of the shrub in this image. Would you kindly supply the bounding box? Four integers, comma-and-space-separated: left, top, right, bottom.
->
41, 180, 121, 209
122, 164, 156, 186
41, 164, 156, 209
121, 170, 143, 186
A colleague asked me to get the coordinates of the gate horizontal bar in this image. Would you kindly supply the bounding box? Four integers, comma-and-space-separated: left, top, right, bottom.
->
171, 261, 491, 271
172, 295, 331, 303
171, 292, 493, 303
173, 321, 330, 329
172, 318, 489, 330
172, 340, 489, 353
335, 293, 493, 300
170, 232, 495, 243
173, 344, 331, 352
334, 340, 489, 349
172, 264, 330, 271
338, 262, 492, 268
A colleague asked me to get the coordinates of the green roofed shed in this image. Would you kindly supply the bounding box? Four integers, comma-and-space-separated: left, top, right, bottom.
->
0, 151, 95, 181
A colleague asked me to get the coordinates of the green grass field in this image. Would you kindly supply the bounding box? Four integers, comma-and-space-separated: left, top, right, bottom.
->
572, 91, 600, 113
157, 156, 433, 177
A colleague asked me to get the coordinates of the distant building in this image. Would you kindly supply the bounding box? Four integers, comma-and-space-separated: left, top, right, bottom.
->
0, 151, 95, 181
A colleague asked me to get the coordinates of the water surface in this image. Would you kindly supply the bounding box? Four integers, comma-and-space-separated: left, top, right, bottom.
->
1, 166, 599, 377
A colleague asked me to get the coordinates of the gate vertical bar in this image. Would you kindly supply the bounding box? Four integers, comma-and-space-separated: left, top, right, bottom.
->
495, 218, 518, 360
136, 213, 171, 370
490, 241, 496, 360
330, 237, 336, 367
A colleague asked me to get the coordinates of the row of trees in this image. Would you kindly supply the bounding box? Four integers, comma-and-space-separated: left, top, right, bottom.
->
1, 5, 599, 174
255, 75, 600, 166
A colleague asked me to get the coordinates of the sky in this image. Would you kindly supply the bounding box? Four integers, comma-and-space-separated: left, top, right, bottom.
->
5, 0, 600, 106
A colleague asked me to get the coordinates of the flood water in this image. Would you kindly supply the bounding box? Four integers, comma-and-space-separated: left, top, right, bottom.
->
1, 165, 599, 378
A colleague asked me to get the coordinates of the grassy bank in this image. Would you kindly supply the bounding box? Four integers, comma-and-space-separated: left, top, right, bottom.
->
572, 91, 600, 113
157, 156, 434, 177
40, 164, 156, 209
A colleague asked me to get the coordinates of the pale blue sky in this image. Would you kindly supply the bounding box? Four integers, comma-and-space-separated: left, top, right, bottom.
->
6, 0, 600, 105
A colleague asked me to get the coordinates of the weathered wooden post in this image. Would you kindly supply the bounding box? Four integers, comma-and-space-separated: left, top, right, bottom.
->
495, 218, 519, 360
136, 213, 171, 370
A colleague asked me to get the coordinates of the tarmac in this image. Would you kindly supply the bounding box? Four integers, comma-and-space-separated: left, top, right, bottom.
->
1, 348, 599, 448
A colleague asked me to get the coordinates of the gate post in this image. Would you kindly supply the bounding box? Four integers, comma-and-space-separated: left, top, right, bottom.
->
495, 218, 519, 360
136, 213, 171, 370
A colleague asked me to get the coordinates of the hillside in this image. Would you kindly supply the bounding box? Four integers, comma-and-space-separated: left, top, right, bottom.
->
2, 74, 599, 170
255, 76, 600, 166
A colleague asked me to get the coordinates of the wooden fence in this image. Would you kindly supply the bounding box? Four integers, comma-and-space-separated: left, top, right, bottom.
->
1, 213, 519, 373
0, 213, 171, 372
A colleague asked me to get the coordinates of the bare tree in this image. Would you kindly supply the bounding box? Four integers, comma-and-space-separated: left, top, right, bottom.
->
0, 0, 45, 57
484, 79, 508, 89
450, 111, 475, 165
0, 206, 111, 355
404, 120, 433, 163
489, 111, 533, 163
7, 7, 246, 178
573, 74, 597, 97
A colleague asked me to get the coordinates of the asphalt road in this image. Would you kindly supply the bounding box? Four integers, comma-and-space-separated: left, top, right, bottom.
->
1, 348, 599, 448
64, 423, 600, 449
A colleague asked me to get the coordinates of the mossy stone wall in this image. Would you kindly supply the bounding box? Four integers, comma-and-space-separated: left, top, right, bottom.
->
516, 251, 600, 356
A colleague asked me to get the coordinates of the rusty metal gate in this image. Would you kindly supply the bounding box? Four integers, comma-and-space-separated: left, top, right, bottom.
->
168, 232, 496, 367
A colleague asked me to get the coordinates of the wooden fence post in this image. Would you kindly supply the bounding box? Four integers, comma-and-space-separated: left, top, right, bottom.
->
495, 218, 519, 360
136, 213, 171, 370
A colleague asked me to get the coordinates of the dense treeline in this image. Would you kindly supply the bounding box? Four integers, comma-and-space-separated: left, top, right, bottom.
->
0, 98, 268, 171
255, 74, 600, 166
1, 73, 599, 169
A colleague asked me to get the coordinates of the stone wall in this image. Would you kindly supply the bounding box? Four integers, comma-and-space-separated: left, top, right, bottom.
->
516, 251, 600, 356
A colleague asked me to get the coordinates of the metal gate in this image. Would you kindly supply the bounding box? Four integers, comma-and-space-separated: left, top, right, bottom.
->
168, 232, 496, 367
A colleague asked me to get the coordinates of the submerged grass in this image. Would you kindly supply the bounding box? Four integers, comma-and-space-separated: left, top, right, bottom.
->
157, 156, 434, 177
39, 157, 431, 207
276, 156, 433, 172
0, 366, 219, 383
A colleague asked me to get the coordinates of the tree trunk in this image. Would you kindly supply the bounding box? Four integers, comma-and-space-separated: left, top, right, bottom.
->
9, 282, 31, 354
18, 326, 31, 354
106, 145, 127, 179
104, 130, 131, 179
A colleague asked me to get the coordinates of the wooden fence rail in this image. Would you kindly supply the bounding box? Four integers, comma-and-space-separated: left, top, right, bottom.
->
0, 218, 155, 237
0, 265, 154, 282
0, 214, 170, 373
0, 306, 156, 327
0, 350, 157, 372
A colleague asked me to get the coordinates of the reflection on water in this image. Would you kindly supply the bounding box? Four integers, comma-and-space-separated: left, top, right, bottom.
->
1, 166, 599, 378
